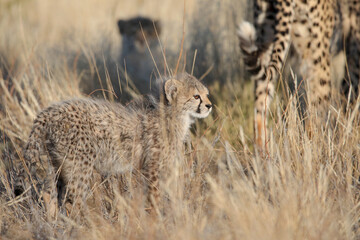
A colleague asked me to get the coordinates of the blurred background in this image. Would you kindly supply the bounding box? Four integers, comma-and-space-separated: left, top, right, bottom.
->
0, 0, 249, 101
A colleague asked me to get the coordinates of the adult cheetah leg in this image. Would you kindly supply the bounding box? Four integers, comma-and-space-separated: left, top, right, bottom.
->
299, 1, 334, 123
255, 0, 294, 148
238, 0, 293, 149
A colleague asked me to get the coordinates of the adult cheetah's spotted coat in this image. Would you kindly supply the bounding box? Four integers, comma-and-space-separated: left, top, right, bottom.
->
238, 0, 360, 147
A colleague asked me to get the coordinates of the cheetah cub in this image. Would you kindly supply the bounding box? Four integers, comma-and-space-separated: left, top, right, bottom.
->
23, 72, 212, 218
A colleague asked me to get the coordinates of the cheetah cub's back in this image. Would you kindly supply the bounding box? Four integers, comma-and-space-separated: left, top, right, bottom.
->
23, 72, 212, 219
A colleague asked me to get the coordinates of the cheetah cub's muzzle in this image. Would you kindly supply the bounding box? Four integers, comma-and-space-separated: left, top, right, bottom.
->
189, 92, 212, 119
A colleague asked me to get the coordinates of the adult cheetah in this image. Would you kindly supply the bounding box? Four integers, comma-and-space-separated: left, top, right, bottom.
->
238, 0, 360, 147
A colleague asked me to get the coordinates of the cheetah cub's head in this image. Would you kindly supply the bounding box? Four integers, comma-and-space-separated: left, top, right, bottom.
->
164, 73, 212, 118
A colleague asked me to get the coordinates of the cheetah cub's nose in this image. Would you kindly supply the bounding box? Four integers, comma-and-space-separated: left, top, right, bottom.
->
205, 104, 212, 109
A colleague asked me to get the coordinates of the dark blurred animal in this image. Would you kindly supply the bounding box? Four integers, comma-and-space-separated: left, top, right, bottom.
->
118, 17, 165, 95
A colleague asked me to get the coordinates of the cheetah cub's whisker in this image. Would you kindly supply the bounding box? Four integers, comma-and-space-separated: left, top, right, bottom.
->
23, 72, 212, 219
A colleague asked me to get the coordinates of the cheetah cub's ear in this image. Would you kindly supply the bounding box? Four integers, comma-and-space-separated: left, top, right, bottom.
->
164, 79, 183, 104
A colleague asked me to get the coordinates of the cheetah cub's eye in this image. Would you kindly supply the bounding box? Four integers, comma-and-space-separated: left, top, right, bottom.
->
194, 95, 200, 100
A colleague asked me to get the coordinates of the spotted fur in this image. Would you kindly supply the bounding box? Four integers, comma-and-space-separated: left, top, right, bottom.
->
22, 72, 212, 218
238, 0, 360, 147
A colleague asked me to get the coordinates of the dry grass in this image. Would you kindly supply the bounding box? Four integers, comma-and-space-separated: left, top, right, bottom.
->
1, 0, 360, 239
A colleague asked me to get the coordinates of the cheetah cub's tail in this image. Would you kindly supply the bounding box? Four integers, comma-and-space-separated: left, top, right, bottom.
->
20, 116, 59, 219
24, 117, 47, 176
16, 116, 47, 196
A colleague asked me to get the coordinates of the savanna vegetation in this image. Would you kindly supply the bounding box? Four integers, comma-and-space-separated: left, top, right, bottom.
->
0, 0, 359, 239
